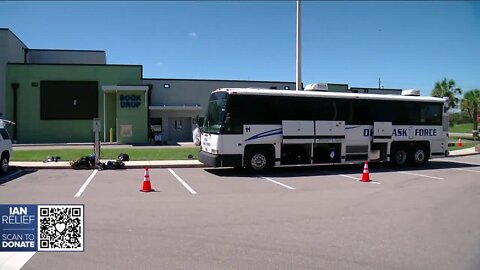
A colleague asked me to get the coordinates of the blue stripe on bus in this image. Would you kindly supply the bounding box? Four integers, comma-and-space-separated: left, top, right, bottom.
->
245, 128, 283, 142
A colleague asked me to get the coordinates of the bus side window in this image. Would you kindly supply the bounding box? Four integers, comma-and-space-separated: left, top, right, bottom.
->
335, 99, 352, 123
420, 103, 442, 125
313, 99, 334, 120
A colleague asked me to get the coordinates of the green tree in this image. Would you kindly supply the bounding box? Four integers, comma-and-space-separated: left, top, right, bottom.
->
461, 89, 480, 135
431, 77, 462, 110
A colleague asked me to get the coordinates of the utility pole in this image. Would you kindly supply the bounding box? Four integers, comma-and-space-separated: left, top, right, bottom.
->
296, 0, 302, 91
378, 77, 381, 89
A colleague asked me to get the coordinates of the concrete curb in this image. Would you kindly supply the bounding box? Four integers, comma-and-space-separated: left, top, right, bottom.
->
447, 152, 480, 158
10, 161, 206, 170
12, 164, 207, 170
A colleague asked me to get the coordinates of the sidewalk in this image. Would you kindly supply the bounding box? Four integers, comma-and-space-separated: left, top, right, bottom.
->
9, 147, 479, 170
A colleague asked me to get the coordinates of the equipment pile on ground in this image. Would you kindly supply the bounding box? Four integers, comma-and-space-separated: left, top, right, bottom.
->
70, 153, 129, 170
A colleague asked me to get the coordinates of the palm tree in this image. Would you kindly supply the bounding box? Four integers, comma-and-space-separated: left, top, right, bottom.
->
431, 77, 462, 110
461, 89, 480, 136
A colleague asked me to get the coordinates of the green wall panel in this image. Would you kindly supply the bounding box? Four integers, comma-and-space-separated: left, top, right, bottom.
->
6, 64, 145, 143
116, 91, 148, 144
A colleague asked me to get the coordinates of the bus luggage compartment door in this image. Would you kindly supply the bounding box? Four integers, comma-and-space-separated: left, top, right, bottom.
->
314, 121, 345, 142
373, 122, 393, 143
282, 121, 315, 144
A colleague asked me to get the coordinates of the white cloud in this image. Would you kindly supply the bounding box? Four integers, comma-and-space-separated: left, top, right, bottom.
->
188, 32, 198, 38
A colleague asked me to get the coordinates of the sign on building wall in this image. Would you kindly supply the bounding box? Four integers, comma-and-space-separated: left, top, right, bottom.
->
120, 95, 141, 108
120, 125, 133, 137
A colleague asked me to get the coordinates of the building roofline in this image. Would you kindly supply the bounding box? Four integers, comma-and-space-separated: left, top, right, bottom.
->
350, 86, 402, 91
143, 78, 296, 84
7, 63, 142, 68
28, 48, 106, 53
0, 28, 28, 49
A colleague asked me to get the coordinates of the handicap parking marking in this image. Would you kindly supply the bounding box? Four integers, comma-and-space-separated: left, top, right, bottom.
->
167, 168, 197, 194
258, 176, 295, 190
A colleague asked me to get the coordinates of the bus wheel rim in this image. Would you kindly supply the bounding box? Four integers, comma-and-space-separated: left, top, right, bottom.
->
415, 150, 425, 163
251, 154, 266, 170
396, 151, 406, 164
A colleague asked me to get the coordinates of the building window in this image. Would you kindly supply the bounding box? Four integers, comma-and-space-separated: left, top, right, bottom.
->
150, 118, 162, 132
284, 86, 290, 90
164, 83, 170, 88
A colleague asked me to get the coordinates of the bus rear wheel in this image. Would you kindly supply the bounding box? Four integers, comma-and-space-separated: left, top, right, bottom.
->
411, 147, 428, 166
245, 150, 273, 173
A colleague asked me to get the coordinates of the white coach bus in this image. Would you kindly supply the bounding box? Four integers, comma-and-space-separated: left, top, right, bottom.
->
198, 87, 449, 172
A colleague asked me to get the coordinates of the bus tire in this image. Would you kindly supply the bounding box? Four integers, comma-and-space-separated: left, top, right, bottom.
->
245, 149, 273, 173
391, 147, 408, 167
411, 146, 428, 166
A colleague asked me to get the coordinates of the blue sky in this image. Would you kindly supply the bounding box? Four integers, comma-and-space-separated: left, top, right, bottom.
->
1, 1, 479, 96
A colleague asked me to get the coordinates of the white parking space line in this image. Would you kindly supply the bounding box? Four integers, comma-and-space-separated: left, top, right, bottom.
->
464, 156, 480, 159
0, 252, 35, 270
74, 170, 98, 197
452, 168, 480, 173
337, 174, 360, 180
168, 169, 197, 194
259, 176, 295, 190
442, 159, 480, 166
397, 171, 444, 180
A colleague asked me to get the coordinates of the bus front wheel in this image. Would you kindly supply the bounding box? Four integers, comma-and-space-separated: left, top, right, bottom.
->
245, 150, 273, 173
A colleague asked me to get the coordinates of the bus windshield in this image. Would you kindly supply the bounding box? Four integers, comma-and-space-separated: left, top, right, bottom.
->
204, 92, 229, 133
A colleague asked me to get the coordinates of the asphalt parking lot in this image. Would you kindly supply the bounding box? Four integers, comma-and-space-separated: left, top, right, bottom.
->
1, 156, 480, 270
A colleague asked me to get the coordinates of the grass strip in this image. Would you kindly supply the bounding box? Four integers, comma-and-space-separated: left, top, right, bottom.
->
449, 123, 475, 133
447, 141, 479, 151
12, 147, 200, 162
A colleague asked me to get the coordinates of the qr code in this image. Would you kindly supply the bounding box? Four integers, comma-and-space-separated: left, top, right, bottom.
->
37, 205, 84, 252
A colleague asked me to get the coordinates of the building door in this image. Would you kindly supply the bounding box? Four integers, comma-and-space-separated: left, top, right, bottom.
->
168, 117, 192, 142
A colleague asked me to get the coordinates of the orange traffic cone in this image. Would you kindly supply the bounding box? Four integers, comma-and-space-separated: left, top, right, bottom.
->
457, 138, 463, 147
140, 167, 154, 192
360, 161, 371, 182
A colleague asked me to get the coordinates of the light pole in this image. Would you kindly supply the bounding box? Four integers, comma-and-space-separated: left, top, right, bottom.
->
296, 0, 302, 91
